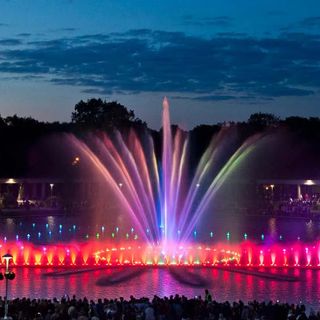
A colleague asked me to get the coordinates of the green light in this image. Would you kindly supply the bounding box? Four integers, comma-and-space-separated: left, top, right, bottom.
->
111, 232, 115, 238
244, 233, 248, 240
261, 234, 264, 241
126, 233, 129, 239
96, 233, 100, 239
226, 232, 230, 240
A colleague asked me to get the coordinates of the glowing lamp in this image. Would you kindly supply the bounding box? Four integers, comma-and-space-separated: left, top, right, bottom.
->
5, 178, 16, 184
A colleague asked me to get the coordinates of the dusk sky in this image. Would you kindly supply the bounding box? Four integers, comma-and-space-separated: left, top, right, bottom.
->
0, 0, 320, 129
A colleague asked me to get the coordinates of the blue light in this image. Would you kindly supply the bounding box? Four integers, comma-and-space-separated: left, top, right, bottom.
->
27, 234, 30, 240
32, 223, 36, 228
38, 232, 41, 238
16, 235, 19, 241
261, 234, 265, 241
210, 232, 213, 238
59, 224, 62, 230
244, 233, 248, 240
45, 224, 49, 229
116, 227, 119, 232
73, 225, 76, 231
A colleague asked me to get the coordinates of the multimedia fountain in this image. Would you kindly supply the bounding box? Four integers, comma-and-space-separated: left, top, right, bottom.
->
1, 98, 320, 268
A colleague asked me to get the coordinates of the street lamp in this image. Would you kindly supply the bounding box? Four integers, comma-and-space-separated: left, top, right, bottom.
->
49, 184, 54, 207
0, 253, 15, 320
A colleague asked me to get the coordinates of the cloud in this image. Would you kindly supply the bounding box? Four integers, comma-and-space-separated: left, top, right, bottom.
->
299, 17, 320, 28
172, 95, 253, 102
0, 30, 319, 101
0, 39, 22, 46
182, 15, 233, 27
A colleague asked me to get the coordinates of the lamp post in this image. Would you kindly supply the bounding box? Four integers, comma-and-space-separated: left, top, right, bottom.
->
1, 253, 15, 320
49, 184, 54, 207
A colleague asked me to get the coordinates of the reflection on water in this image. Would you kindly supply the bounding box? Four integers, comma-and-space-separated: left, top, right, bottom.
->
3, 267, 320, 311
0, 215, 319, 243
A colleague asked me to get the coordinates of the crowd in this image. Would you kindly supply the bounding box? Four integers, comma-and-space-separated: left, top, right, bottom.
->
260, 195, 320, 219
0, 293, 319, 320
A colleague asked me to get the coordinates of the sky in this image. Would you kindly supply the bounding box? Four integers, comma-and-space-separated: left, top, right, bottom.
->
0, 0, 320, 129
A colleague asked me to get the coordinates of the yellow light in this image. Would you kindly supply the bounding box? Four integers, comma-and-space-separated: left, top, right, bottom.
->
6, 178, 16, 184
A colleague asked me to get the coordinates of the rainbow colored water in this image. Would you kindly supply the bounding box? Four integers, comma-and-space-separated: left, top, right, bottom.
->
3, 98, 318, 269
68, 98, 257, 248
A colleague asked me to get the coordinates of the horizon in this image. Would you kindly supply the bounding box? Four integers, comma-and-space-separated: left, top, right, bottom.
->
0, 1, 320, 129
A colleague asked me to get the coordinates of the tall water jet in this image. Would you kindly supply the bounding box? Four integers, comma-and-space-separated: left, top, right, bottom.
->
161, 97, 172, 245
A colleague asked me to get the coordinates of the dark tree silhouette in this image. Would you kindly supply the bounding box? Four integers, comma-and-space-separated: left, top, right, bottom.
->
248, 113, 280, 129
71, 98, 145, 130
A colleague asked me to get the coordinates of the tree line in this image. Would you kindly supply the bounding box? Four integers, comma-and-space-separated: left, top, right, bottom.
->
0, 98, 320, 178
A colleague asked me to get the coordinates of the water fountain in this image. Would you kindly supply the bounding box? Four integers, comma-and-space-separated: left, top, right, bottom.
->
1, 98, 320, 268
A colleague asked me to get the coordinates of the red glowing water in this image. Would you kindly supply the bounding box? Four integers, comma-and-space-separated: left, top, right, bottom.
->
1, 240, 320, 268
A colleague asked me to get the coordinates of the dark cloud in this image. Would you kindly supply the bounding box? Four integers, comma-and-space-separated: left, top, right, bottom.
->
60, 27, 77, 32
0, 30, 319, 101
299, 17, 320, 28
172, 94, 260, 102
281, 17, 320, 32
0, 39, 22, 46
182, 15, 233, 27
17, 33, 31, 37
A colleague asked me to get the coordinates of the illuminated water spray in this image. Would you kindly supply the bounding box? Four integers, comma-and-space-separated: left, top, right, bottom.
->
69, 98, 258, 248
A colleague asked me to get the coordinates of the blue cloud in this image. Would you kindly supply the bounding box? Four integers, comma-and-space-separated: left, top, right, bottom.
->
0, 39, 22, 45
182, 15, 233, 27
0, 30, 319, 101
299, 17, 320, 28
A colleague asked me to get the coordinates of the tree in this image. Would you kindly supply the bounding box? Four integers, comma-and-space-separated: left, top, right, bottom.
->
71, 98, 145, 130
248, 113, 280, 129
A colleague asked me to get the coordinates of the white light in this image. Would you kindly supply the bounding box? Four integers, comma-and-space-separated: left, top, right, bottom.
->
304, 180, 315, 185
5, 178, 16, 184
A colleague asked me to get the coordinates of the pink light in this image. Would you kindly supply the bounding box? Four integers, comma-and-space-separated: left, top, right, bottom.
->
0, 240, 320, 268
